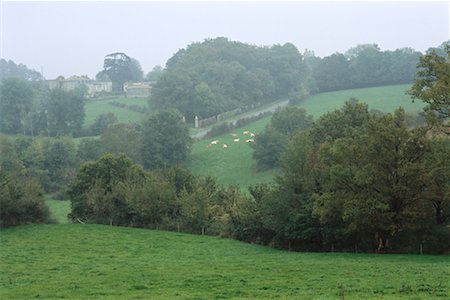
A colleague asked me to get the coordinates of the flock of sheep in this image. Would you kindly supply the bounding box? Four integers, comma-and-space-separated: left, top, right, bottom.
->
208, 130, 255, 149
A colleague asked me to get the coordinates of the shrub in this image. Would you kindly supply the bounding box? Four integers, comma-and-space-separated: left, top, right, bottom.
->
0, 171, 51, 228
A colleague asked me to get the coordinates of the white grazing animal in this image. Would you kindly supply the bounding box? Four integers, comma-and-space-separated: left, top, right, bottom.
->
233, 138, 240, 142
243, 131, 249, 135
231, 133, 238, 137
211, 140, 219, 145
246, 139, 254, 143
223, 144, 228, 148
250, 133, 255, 137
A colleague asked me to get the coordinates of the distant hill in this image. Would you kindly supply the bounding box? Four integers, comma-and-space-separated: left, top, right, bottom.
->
187, 84, 424, 188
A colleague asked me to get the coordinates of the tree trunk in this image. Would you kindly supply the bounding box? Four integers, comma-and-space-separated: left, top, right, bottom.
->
420, 243, 423, 255
201, 226, 205, 236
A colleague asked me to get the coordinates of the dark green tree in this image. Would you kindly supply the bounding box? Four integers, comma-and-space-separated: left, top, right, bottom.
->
0, 170, 50, 228
140, 110, 192, 169
0, 78, 33, 134
100, 123, 143, 164
407, 43, 449, 128
46, 88, 85, 136
89, 112, 118, 136
68, 153, 146, 223
103, 52, 143, 92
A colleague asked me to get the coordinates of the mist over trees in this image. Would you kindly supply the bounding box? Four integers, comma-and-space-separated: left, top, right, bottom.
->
0, 38, 448, 253
0, 59, 43, 81
151, 37, 310, 121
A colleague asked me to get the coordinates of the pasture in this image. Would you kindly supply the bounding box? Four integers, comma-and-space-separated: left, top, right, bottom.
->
84, 97, 150, 127
187, 84, 424, 188
0, 224, 448, 299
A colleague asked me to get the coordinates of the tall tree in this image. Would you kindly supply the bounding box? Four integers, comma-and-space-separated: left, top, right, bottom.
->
0, 78, 33, 134
407, 43, 449, 129
103, 52, 143, 92
46, 88, 85, 136
140, 110, 192, 169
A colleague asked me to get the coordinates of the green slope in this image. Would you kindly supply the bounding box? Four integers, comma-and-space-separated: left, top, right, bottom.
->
0, 224, 448, 299
84, 97, 150, 127
187, 84, 424, 189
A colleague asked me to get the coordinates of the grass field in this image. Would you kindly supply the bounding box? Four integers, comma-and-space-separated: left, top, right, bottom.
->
84, 97, 151, 127
186, 84, 424, 189
0, 224, 448, 299
46, 199, 70, 224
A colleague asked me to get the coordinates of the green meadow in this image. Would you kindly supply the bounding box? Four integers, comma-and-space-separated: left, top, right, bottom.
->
84, 97, 150, 127
1, 224, 448, 299
187, 84, 425, 189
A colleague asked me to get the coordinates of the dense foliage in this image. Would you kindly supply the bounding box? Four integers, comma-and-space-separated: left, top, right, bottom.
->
151, 38, 310, 121
0, 59, 43, 81
408, 42, 449, 129
68, 154, 247, 236
251, 106, 314, 170
0, 170, 51, 228
141, 110, 192, 169
308, 44, 422, 92
0, 78, 86, 136
245, 102, 450, 253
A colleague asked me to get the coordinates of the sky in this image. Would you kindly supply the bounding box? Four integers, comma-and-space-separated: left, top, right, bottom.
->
1, 1, 449, 79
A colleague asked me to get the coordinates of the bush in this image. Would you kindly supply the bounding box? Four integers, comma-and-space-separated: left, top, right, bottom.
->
0, 171, 52, 228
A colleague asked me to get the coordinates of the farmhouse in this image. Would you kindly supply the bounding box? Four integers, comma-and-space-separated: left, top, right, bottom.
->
47, 75, 112, 97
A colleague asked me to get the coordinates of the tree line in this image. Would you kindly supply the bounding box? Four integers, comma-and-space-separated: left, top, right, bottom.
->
150, 38, 448, 123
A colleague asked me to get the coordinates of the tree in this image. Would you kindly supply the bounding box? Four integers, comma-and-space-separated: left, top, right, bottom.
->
68, 153, 146, 223
89, 112, 118, 136
43, 137, 77, 191
76, 138, 103, 163
100, 123, 143, 164
0, 78, 33, 134
310, 99, 370, 145
251, 125, 287, 170
46, 88, 85, 136
103, 52, 143, 92
0, 59, 43, 81
317, 108, 431, 252
251, 106, 313, 170
271, 106, 314, 135
407, 43, 449, 128
0, 134, 24, 176
140, 110, 192, 169
0, 170, 51, 228
145, 65, 163, 82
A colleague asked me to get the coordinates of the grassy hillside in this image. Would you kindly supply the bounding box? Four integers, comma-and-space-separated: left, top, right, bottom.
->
187, 84, 424, 189
0, 224, 448, 299
84, 97, 150, 127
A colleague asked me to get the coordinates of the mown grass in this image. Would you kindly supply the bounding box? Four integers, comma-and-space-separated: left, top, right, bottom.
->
0, 224, 448, 299
84, 97, 151, 127
187, 84, 424, 189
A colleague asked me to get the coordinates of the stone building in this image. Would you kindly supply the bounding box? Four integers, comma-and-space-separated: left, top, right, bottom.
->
47, 76, 112, 97
124, 82, 152, 98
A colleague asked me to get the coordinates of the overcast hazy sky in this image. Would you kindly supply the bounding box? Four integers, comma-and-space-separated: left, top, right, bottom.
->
1, 1, 449, 79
